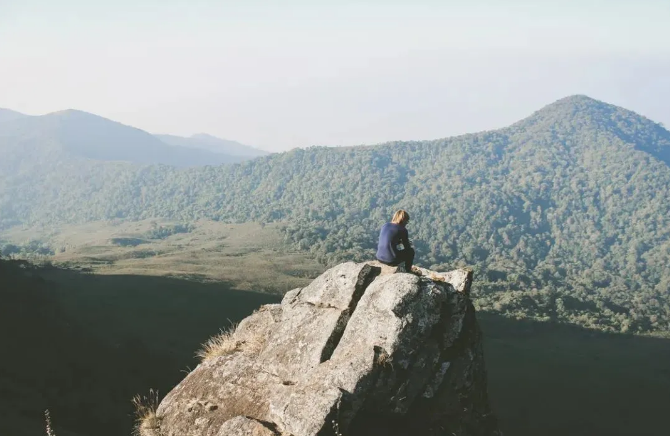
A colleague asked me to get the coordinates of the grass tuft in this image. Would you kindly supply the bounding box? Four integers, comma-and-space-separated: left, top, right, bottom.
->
331, 419, 343, 436
376, 351, 393, 369
45, 410, 57, 436
132, 389, 161, 436
196, 321, 269, 362
196, 324, 241, 361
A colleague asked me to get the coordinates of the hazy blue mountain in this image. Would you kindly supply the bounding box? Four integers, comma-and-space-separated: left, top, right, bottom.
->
0, 108, 28, 123
156, 133, 268, 158
0, 109, 247, 167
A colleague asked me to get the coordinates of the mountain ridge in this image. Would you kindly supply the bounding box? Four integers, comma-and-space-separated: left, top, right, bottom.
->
155, 133, 267, 158
0, 108, 259, 167
508, 94, 670, 165
2, 94, 670, 334
0, 108, 28, 123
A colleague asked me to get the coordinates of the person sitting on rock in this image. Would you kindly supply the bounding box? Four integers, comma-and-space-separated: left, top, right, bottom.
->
376, 209, 420, 274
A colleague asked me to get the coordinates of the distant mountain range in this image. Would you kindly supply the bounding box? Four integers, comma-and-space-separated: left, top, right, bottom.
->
0, 108, 268, 167
155, 133, 267, 158
0, 108, 28, 123
2, 95, 670, 335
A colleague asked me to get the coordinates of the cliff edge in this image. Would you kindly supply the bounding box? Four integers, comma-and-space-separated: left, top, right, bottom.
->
148, 262, 501, 436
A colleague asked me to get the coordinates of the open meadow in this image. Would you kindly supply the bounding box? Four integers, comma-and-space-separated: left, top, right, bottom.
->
1, 220, 323, 293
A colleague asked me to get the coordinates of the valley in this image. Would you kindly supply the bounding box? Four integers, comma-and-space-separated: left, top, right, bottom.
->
3, 96, 670, 335
4, 1, 670, 433
1, 220, 322, 293
2, 95, 670, 435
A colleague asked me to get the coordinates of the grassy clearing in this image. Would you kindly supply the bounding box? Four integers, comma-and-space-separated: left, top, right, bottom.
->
0, 220, 324, 294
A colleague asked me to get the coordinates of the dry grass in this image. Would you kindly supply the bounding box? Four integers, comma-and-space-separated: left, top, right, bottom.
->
45, 410, 57, 436
2, 220, 324, 295
132, 389, 161, 436
197, 324, 242, 361
376, 351, 393, 369
331, 419, 343, 436
197, 322, 269, 362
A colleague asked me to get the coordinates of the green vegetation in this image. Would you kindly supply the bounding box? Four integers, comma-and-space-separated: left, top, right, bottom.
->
131, 390, 161, 436
2, 95, 670, 334
0, 238, 54, 257
143, 222, 194, 240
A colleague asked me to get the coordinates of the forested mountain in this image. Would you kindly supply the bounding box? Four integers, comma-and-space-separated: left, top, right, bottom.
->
0, 109, 252, 168
155, 133, 268, 158
2, 95, 670, 334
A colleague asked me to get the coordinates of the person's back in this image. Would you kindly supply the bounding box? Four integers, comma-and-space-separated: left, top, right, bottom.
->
376, 222, 409, 264
376, 209, 416, 272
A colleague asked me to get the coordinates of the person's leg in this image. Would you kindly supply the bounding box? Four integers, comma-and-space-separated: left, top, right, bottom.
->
401, 248, 415, 271
377, 258, 398, 266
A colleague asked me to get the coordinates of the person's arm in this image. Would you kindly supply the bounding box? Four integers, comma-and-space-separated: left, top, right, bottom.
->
401, 227, 411, 249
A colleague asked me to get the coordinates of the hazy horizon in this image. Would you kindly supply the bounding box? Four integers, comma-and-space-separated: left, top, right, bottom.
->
2, 0, 669, 152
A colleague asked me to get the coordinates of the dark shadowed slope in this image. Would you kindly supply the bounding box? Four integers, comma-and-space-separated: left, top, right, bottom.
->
0, 258, 277, 436
1, 259, 668, 436
0, 109, 246, 167
156, 133, 268, 158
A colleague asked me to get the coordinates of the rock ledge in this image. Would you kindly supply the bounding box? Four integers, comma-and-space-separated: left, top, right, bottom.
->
153, 262, 501, 436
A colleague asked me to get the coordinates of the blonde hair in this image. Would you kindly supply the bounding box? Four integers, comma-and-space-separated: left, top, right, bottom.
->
391, 209, 410, 225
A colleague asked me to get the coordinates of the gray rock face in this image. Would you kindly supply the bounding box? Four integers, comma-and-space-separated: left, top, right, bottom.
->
155, 262, 501, 436
216, 416, 276, 436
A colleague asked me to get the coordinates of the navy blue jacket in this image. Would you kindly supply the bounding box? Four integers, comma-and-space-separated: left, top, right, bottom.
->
376, 222, 410, 264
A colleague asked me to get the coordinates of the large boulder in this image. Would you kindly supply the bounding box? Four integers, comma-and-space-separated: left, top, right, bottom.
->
154, 262, 501, 436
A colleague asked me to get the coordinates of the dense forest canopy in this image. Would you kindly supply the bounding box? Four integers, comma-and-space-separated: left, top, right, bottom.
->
1, 95, 670, 334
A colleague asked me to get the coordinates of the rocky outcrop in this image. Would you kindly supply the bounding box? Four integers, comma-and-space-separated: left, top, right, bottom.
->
153, 262, 501, 436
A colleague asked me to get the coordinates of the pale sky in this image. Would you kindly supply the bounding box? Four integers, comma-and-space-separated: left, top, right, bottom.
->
1, 0, 669, 151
